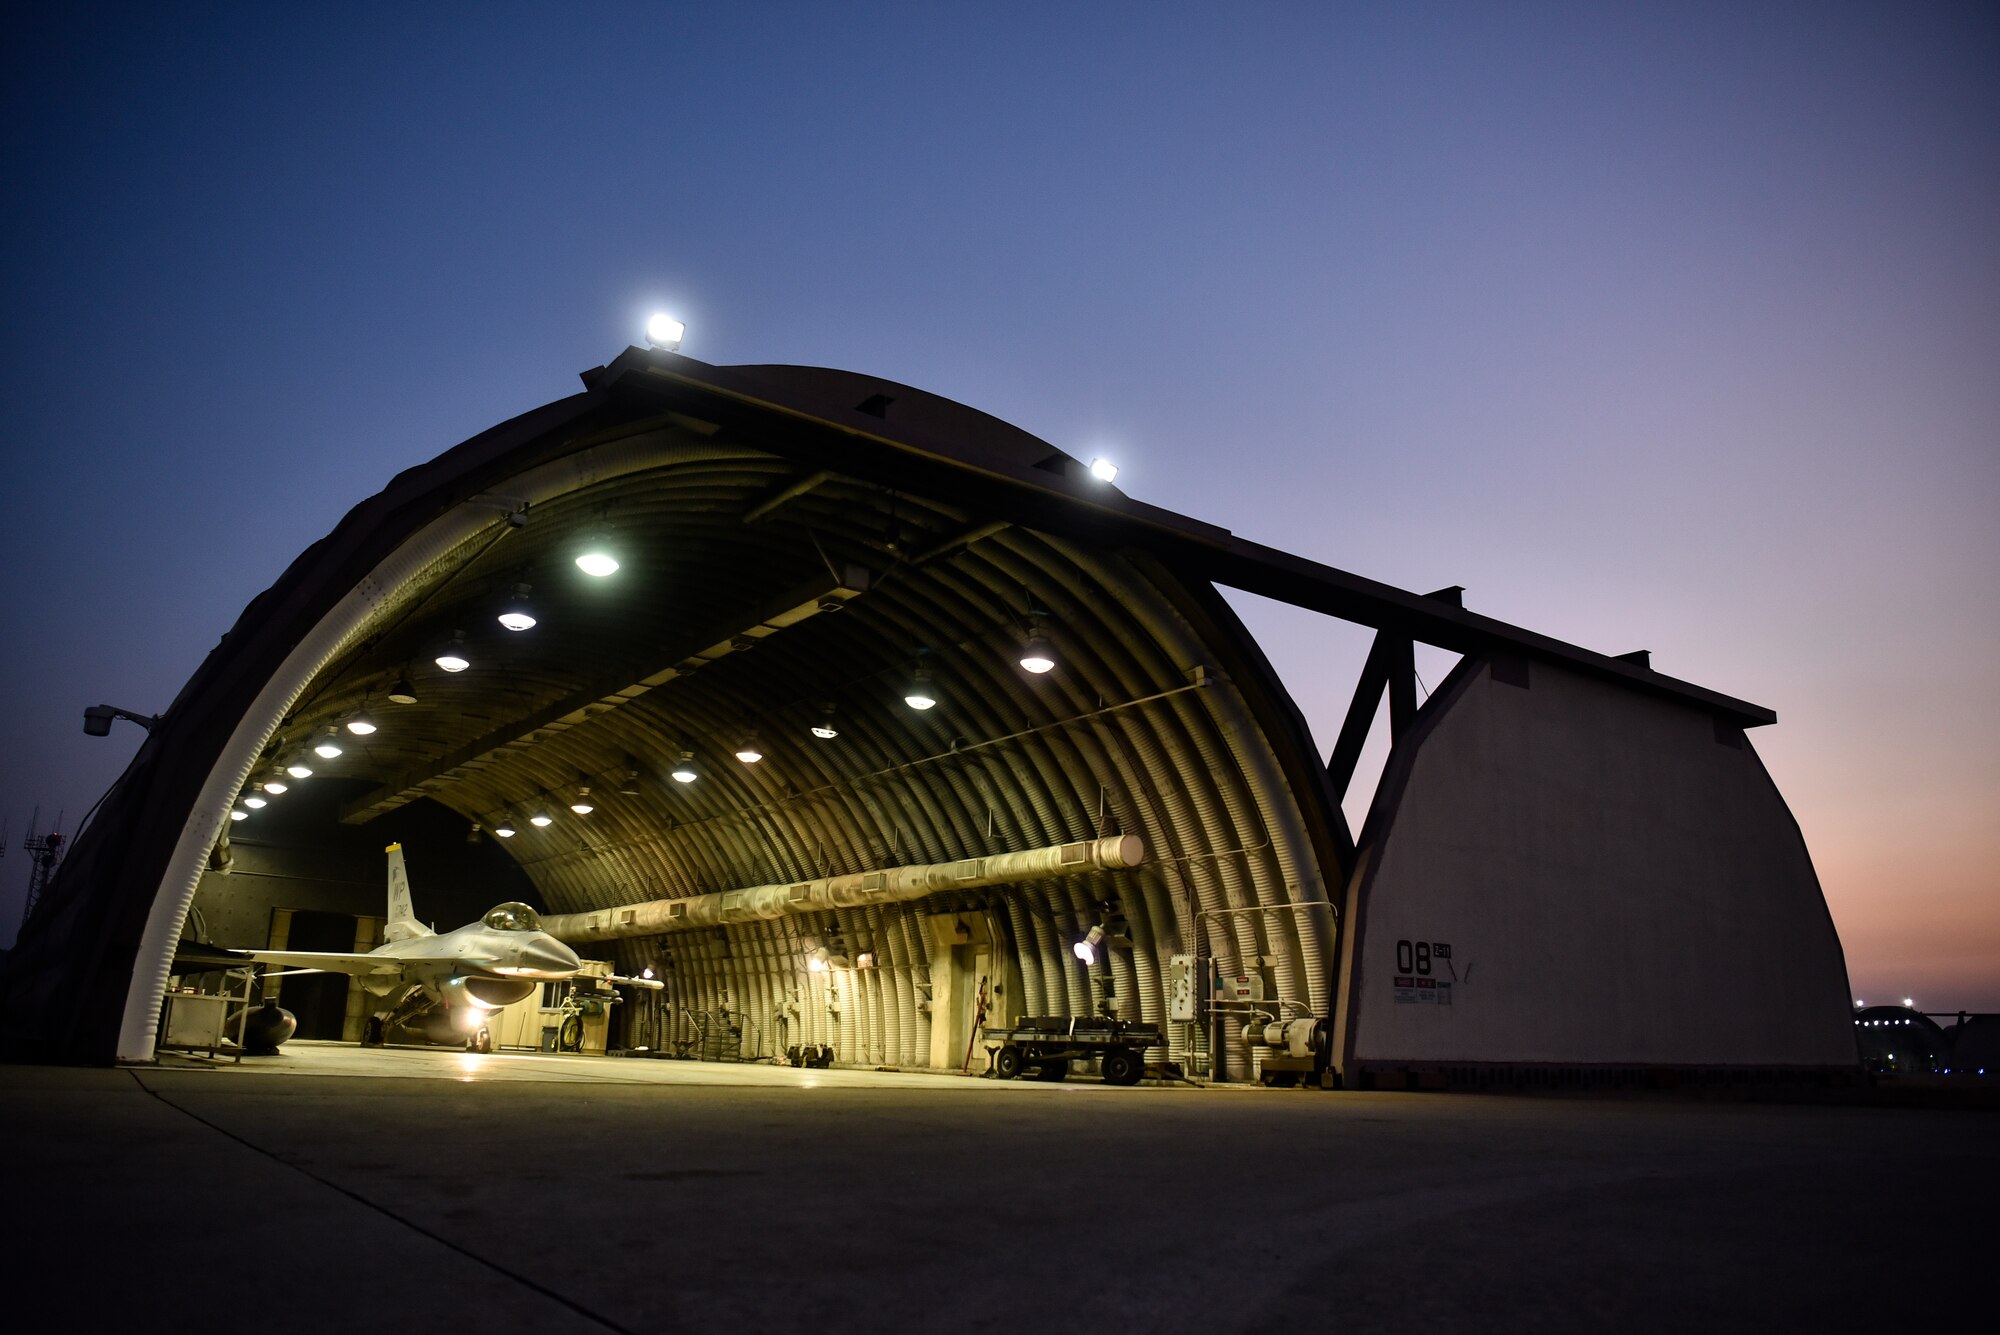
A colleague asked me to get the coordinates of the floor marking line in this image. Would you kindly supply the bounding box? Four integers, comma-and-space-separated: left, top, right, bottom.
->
127, 1068, 642, 1335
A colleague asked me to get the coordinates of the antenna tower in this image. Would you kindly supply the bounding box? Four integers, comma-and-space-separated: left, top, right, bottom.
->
20, 808, 67, 929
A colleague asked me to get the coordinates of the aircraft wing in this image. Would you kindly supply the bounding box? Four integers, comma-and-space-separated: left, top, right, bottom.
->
239, 950, 408, 978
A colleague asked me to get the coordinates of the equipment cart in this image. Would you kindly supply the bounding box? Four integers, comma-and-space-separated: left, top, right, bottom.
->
984, 1015, 1165, 1085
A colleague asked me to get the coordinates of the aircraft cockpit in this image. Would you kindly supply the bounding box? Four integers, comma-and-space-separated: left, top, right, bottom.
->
482, 902, 544, 932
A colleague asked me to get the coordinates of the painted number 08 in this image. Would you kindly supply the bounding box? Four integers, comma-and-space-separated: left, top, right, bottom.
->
1395, 939, 1432, 975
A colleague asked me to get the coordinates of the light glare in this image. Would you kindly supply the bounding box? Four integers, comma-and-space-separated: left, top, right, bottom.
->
1089, 457, 1119, 483
646, 313, 686, 350
286, 763, 313, 779
576, 551, 619, 577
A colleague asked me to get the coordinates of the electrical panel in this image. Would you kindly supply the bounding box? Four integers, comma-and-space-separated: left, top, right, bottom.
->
1167, 953, 1197, 1021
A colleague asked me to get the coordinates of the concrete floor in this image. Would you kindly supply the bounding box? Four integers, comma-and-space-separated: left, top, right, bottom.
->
4, 1045, 1991, 1332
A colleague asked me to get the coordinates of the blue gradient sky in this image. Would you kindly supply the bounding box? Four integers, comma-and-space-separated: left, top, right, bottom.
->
3, 4, 1994, 1007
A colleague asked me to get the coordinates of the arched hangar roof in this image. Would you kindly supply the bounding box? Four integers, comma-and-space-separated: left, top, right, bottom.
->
2, 348, 1773, 1065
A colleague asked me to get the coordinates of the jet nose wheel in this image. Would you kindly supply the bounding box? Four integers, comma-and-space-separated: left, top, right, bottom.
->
466, 1026, 493, 1055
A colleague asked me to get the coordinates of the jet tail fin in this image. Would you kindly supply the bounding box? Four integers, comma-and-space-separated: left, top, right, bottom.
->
383, 843, 432, 942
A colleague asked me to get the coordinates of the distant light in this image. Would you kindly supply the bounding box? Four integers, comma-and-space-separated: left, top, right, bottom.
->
436, 631, 470, 673
735, 731, 763, 764
494, 819, 517, 838
855, 951, 875, 969
346, 710, 376, 735
808, 956, 827, 973
387, 674, 418, 705
286, 763, 314, 779
671, 750, 698, 783
243, 795, 267, 809
230, 807, 249, 821
262, 779, 288, 795
645, 313, 686, 351
498, 582, 536, 632
1019, 632, 1056, 675
1088, 457, 1119, 483
1854, 999, 1864, 1009
641, 967, 655, 981
905, 665, 937, 711
1902, 997, 1914, 1008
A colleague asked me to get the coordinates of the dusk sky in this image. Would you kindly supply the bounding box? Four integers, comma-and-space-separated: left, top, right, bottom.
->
3, 4, 1993, 1009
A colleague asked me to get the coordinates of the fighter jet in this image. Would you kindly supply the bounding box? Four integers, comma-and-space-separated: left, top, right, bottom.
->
244, 842, 617, 1053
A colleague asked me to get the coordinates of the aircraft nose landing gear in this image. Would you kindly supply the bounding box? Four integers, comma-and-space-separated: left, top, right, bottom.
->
465, 1026, 493, 1055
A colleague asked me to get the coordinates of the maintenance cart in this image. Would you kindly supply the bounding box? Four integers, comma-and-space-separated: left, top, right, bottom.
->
983, 1015, 1165, 1085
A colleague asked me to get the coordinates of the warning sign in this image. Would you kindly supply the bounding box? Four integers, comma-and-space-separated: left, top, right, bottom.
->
1392, 977, 1453, 1006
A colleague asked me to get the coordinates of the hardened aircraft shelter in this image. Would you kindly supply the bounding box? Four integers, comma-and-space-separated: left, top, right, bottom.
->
1, 347, 1858, 1083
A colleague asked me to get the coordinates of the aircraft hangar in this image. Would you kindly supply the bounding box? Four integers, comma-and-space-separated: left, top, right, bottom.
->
0, 345, 1859, 1084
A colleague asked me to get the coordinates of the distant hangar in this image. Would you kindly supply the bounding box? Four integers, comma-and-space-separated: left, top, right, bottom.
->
1, 344, 1857, 1084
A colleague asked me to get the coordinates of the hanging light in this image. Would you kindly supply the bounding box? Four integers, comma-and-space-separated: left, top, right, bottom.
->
574, 530, 620, 578
671, 750, 698, 783
570, 781, 595, 816
810, 704, 839, 740
285, 761, 314, 780
435, 630, 470, 673
498, 583, 536, 632
618, 760, 642, 797
242, 795, 267, 809
904, 665, 937, 711
1019, 629, 1056, 675
530, 803, 554, 828
734, 731, 763, 764
262, 777, 289, 795
493, 816, 517, 838
387, 672, 418, 705
313, 725, 344, 759
346, 708, 377, 736
229, 807, 249, 822
1072, 924, 1106, 965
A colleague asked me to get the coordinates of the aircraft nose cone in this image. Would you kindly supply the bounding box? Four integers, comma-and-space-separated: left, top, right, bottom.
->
524, 936, 580, 975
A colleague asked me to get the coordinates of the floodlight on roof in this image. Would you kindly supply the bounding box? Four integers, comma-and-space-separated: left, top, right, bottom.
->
1088, 457, 1119, 483
646, 313, 685, 351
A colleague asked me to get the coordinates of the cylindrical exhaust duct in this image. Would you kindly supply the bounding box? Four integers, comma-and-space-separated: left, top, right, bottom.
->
544, 836, 1146, 945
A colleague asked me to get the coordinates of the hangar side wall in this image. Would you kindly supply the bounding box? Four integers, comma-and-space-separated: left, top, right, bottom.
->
1335, 656, 1855, 1072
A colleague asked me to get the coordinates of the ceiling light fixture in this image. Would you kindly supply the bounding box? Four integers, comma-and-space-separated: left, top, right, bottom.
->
810, 704, 839, 740
530, 806, 554, 828
493, 816, 517, 838
570, 781, 595, 816
619, 760, 642, 797
1072, 923, 1106, 965
243, 795, 267, 809
345, 708, 377, 736
435, 630, 470, 673
313, 725, 344, 759
285, 762, 314, 780
230, 807, 249, 822
671, 750, 698, 783
574, 530, 620, 578
387, 672, 418, 705
1019, 629, 1056, 675
734, 731, 763, 764
262, 777, 289, 795
904, 665, 937, 711
498, 583, 536, 632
